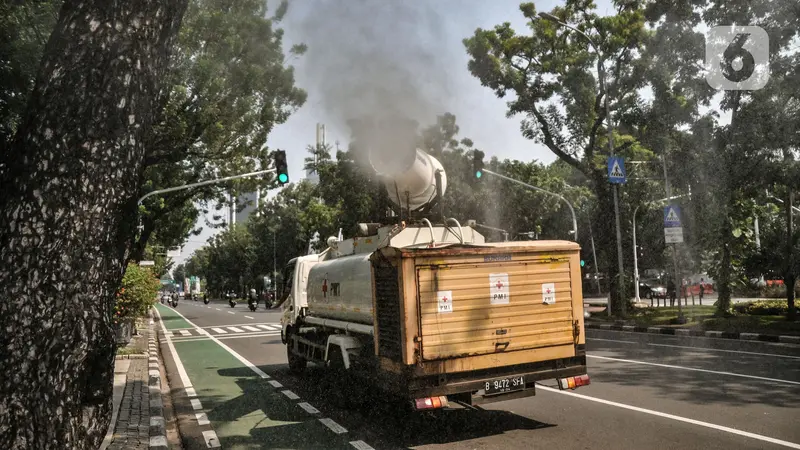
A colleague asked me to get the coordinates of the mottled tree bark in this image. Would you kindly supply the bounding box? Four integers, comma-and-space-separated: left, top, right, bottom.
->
0, 1, 188, 448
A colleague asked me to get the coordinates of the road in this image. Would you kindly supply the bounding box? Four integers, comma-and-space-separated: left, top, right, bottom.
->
153, 300, 800, 450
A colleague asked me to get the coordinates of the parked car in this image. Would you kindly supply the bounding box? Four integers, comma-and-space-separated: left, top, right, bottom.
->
639, 278, 667, 301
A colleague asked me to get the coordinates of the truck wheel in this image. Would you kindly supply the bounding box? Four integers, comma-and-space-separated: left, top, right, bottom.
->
287, 344, 306, 373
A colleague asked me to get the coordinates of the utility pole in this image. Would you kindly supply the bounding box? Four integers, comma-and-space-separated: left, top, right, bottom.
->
273, 230, 277, 301
662, 156, 685, 322
787, 188, 796, 321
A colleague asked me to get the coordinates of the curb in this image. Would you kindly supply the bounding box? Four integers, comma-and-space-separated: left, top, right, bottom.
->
586, 321, 800, 344
148, 313, 168, 450
114, 354, 147, 360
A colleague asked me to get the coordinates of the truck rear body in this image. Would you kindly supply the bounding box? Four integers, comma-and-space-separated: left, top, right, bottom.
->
370, 240, 587, 405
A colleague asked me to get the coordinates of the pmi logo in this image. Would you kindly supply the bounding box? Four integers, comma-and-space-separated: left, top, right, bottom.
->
705, 26, 769, 91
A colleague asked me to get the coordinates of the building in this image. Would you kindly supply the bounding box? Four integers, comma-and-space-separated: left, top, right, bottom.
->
227, 190, 260, 227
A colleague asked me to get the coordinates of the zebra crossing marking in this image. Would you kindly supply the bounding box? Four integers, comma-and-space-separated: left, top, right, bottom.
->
227, 326, 244, 333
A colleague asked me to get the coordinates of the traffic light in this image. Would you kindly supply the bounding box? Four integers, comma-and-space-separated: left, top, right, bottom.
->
580, 259, 585, 268
274, 150, 288, 185
472, 150, 485, 182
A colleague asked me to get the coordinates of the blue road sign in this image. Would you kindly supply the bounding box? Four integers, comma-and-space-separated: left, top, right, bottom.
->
664, 205, 681, 228
607, 156, 626, 184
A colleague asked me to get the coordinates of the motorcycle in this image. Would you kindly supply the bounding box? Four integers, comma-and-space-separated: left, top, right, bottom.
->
227, 293, 236, 308
248, 299, 258, 312
170, 295, 179, 308
203, 294, 210, 305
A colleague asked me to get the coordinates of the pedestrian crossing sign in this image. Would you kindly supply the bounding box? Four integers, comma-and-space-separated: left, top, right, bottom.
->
664, 205, 681, 227
607, 156, 626, 184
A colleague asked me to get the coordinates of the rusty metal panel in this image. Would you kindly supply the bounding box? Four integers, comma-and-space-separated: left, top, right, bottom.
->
416, 255, 577, 361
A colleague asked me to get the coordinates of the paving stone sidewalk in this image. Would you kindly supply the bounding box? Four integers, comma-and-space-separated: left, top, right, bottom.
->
106, 313, 167, 450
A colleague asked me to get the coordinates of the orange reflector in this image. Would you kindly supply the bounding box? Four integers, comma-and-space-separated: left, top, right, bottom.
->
413, 396, 449, 410
567, 378, 576, 389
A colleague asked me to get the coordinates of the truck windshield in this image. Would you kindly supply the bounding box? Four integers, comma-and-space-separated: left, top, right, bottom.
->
277, 261, 295, 306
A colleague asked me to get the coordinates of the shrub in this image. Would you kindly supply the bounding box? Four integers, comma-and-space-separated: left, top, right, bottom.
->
733, 300, 798, 316
114, 263, 160, 324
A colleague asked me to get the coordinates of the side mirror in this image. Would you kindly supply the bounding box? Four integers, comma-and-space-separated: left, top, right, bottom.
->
289, 305, 294, 312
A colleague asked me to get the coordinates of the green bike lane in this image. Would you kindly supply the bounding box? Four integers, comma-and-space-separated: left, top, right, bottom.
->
154, 303, 365, 450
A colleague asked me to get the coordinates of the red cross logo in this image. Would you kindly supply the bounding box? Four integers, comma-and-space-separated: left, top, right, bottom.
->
322, 278, 328, 297
496, 280, 504, 290
441, 296, 448, 303
546, 287, 552, 294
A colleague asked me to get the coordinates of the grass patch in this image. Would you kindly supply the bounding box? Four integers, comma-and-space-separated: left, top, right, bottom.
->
116, 345, 144, 356
588, 305, 800, 336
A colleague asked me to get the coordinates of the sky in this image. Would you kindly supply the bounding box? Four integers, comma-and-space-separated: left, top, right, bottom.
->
174, 0, 620, 267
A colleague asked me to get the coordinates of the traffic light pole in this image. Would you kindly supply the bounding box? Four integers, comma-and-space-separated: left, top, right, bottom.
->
482, 168, 578, 241
136, 169, 277, 205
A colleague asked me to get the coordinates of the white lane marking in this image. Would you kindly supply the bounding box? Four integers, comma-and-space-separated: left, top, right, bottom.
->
268, 380, 283, 388
244, 315, 254, 319
298, 402, 320, 414
319, 418, 348, 434
588, 354, 800, 386
168, 332, 281, 343
227, 326, 244, 333
158, 305, 380, 446
215, 308, 220, 311
196, 412, 210, 426
282, 390, 300, 400
207, 306, 211, 309
242, 326, 260, 332
646, 342, 800, 360
537, 385, 800, 449
190, 399, 203, 410
259, 324, 281, 331
350, 441, 376, 450
211, 327, 227, 334
153, 307, 193, 389
179, 330, 191, 336
185, 387, 197, 398
203, 430, 221, 448
227, 311, 235, 315
162, 306, 271, 379
588, 337, 637, 344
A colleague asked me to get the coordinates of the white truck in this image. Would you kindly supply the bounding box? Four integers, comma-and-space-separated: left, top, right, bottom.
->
278, 149, 589, 410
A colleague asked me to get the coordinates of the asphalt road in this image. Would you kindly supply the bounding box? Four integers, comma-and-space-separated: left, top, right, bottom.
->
154, 300, 800, 450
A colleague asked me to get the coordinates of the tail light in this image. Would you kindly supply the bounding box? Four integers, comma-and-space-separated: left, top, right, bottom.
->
558, 374, 590, 390
413, 396, 449, 410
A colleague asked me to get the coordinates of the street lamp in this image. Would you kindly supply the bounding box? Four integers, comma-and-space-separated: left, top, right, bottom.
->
632, 193, 691, 302
539, 12, 626, 314
482, 168, 578, 241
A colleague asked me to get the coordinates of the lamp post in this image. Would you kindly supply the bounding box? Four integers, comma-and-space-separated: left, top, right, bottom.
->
482, 168, 578, 241
539, 12, 625, 314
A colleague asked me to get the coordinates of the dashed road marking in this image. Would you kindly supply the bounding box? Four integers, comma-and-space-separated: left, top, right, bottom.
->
227, 311, 235, 315
211, 327, 227, 334
319, 418, 348, 434
227, 326, 244, 333
298, 402, 320, 414
258, 324, 278, 331
242, 325, 260, 332
185, 387, 197, 398
215, 308, 220, 311
281, 390, 300, 400
268, 380, 283, 388
244, 315, 254, 319
190, 399, 203, 410
350, 440, 376, 450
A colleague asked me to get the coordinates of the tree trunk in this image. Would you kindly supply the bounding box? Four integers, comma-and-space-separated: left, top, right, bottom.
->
592, 169, 625, 315
0, 1, 188, 448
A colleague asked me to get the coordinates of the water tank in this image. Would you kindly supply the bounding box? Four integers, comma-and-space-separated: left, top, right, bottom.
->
306, 253, 374, 325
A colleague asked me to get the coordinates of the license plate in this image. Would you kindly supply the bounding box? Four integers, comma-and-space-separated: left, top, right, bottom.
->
484, 375, 525, 396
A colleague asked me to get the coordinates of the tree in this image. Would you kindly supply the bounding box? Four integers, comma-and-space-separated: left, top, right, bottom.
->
173, 263, 187, 286
132, 0, 307, 260
463, 0, 650, 313
0, 0, 189, 447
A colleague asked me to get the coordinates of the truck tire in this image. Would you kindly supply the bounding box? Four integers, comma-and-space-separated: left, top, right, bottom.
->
287, 343, 306, 373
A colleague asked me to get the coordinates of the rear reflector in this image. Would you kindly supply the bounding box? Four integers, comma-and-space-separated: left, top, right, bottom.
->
558, 374, 590, 390
413, 396, 449, 410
